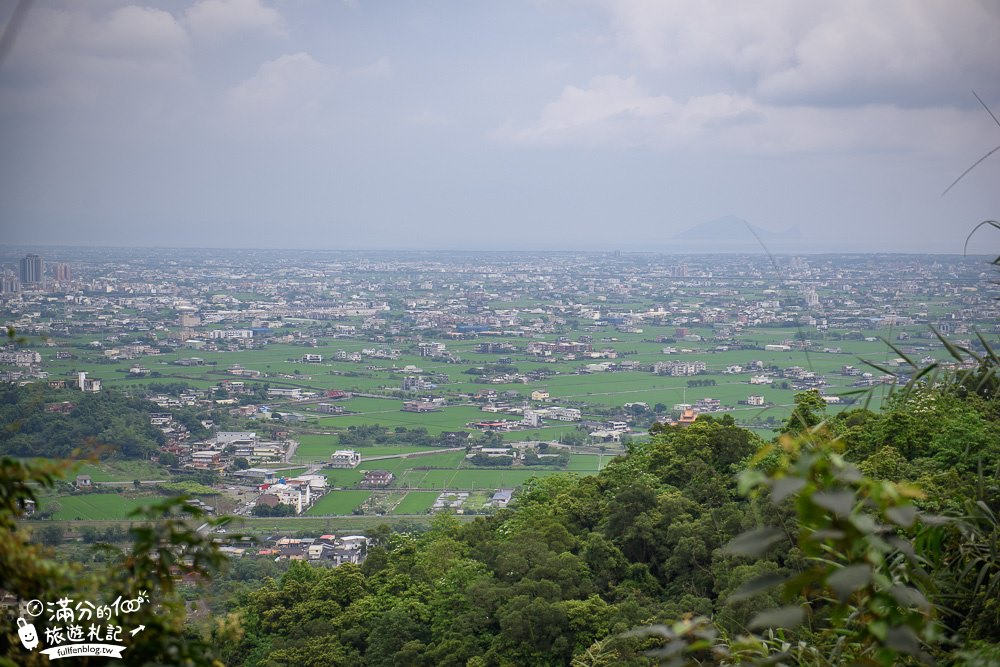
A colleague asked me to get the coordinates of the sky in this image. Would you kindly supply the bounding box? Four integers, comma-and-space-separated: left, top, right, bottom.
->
0, 0, 998, 254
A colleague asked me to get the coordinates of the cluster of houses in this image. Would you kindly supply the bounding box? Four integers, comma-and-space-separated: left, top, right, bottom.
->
148, 423, 293, 472
223, 534, 368, 565
254, 474, 328, 514
186, 431, 290, 471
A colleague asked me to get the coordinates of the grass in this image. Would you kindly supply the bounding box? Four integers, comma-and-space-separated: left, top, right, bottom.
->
306, 490, 373, 516
292, 435, 446, 463
391, 491, 440, 515
565, 453, 609, 471
70, 460, 170, 483
47, 494, 170, 520
360, 451, 466, 473
321, 468, 366, 488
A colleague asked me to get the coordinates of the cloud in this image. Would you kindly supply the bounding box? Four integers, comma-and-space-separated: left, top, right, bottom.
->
184, 0, 286, 40
497, 75, 676, 147
348, 56, 392, 79
0, 5, 190, 110
501, 2, 999, 158
593, 0, 1000, 107
755, 2, 1000, 106
225, 52, 331, 119
498, 74, 986, 156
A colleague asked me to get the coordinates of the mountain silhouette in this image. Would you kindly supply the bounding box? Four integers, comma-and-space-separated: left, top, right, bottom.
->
669, 216, 804, 252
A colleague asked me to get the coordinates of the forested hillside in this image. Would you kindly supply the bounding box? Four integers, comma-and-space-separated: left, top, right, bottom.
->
220, 379, 1000, 666
0, 384, 165, 459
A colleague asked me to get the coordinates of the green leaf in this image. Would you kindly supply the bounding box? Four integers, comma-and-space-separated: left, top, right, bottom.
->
931, 326, 967, 363
724, 527, 785, 558
868, 619, 888, 640
748, 606, 805, 630
729, 572, 788, 602
738, 469, 768, 495
885, 505, 917, 528
812, 490, 855, 516
884, 625, 921, 656
888, 585, 931, 611
771, 477, 806, 503
918, 513, 950, 526
847, 512, 878, 535
834, 463, 863, 483
886, 536, 916, 561
806, 528, 845, 542
826, 564, 872, 602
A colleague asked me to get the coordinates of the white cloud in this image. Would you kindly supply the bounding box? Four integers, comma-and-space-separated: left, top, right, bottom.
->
499, 74, 986, 157
498, 75, 675, 146
348, 56, 392, 79
502, 2, 999, 158
593, 0, 1000, 106
755, 1, 1000, 105
184, 0, 286, 40
0, 5, 190, 109
225, 52, 331, 118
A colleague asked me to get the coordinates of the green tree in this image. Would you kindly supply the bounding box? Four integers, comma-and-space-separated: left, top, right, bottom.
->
781, 389, 827, 434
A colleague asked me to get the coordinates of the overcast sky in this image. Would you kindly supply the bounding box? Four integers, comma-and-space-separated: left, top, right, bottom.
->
0, 0, 998, 253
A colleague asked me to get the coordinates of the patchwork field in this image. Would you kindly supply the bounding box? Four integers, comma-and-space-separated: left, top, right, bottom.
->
47, 494, 170, 520
305, 490, 372, 516
292, 435, 444, 463
390, 491, 440, 515
69, 460, 171, 483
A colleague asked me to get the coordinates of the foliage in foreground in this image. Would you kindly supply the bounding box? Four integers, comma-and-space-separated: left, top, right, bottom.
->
219, 374, 999, 666
1, 457, 235, 666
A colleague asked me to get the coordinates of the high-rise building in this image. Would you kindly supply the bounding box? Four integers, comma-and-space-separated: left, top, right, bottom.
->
18, 254, 43, 286
54, 263, 72, 282
0, 271, 19, 294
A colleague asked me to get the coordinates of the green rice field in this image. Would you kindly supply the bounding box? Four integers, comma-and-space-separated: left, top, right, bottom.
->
305, 490, 372, 516
391, 491, 440, 515
69, 460, 171, 483
47, 494, 170, 521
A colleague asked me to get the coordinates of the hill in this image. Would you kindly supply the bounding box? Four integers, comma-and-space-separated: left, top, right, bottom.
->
671, 215, 805, 252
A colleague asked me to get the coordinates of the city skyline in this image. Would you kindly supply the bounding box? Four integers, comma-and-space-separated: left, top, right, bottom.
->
0, 1, 998, 254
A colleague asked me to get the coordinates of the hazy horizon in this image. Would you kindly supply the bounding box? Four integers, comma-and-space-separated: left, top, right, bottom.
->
1, 1, 998, 255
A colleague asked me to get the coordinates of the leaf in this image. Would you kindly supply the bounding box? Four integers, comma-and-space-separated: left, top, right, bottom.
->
930, 326, 967, 363
973, 328, 1000, 364
812, 490, 855, 516
896, 483, 926, 500
748, 606, 805, 630
888, 585, 931, 611
729, 572, 788, 602
834, 464, 863, 484
918, 513, 950, 526
826, 564, 872, 602
886, 536, 917, 561
806, 528, 845, 542
738, 469, 768, 496
882, 339, 918, 369
724, 527, 785, 558
885, 505, 918, 528
771, 476, 806, 503
622, 624, 672, 640
884, 625, 921, 656
860, 358, 898, 378
749, 444, 775, 466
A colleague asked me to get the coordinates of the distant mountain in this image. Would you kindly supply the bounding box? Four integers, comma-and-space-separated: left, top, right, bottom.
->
670, 215, 804, 252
